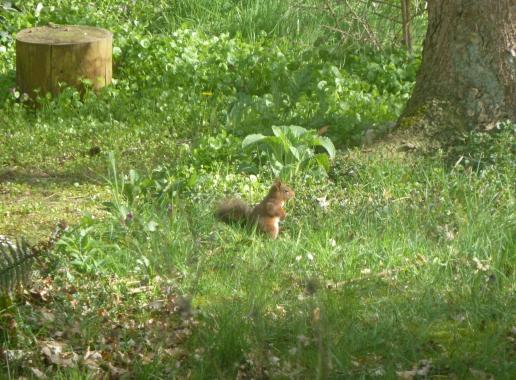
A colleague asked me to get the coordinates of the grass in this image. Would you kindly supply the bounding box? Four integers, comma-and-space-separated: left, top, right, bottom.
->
1, 0, 515, 379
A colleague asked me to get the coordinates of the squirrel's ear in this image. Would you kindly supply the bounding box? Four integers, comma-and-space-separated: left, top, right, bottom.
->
274, 178, 282, 188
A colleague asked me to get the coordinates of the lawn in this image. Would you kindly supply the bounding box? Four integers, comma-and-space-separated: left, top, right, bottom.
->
0, 1, 514, 378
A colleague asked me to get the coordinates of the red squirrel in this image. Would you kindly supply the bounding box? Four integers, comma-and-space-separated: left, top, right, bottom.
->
215, 179, 294, 239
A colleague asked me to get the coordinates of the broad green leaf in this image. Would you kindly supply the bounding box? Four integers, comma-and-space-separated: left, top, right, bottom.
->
187, 173, 198, 188
287, 125, 309, 137
314, 153, 331, 172
270, 160, 283, 176
243, 124, 336, 177
271, 125, 287, 138
262, 135, 284, 148
331, 65, 342, 78
242, 133, 266, 148
315, 136, 336, 159
289, 145, 300, 160
296, 145, 312, 161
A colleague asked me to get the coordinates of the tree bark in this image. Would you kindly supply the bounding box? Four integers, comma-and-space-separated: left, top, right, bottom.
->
403, 0, 516, 128
400, 0, 412, 53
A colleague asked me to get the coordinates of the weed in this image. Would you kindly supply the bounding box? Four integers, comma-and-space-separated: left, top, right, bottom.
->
0, 1, 514, 379
243, 125, 336, 179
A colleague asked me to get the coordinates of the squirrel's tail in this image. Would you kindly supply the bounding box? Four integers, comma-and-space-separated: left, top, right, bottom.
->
215, 198, 252, 224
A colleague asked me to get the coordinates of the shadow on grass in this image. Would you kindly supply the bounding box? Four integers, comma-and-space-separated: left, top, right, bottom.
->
0, 69, 16, 104
178, 269, 514, 379
0, 166, 104, 186
0, 167, 108, 241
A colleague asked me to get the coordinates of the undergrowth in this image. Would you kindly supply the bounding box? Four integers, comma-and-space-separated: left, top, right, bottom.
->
0, 1, 514, 379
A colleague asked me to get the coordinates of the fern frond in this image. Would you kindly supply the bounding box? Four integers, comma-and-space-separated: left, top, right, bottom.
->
0, 238, 38, 294
0, 223, 68, 295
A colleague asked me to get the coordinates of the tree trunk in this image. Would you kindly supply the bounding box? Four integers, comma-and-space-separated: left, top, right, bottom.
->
400, 0, 412, 53
403, 0, 516, 128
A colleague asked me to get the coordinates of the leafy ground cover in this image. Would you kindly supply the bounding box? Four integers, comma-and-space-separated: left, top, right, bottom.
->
1, 1, 515, 379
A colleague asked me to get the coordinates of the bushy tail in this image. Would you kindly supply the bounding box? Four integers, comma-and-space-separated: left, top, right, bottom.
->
215, 198, 252, 224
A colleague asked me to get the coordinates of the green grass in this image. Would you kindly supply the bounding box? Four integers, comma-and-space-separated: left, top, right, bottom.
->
1, 1, 515, 379
3, 141, 514, 378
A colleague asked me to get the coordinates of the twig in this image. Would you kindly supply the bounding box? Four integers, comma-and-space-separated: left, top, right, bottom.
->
342, 0, 382, 49
321, 24, 352, 38
326, 268, 402, 290
356, 0, 401, 9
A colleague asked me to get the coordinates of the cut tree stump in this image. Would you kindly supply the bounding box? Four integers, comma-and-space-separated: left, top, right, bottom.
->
16, 25, 112, 98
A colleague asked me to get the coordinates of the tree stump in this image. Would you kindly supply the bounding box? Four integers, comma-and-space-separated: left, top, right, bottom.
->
16, 25, 112, 98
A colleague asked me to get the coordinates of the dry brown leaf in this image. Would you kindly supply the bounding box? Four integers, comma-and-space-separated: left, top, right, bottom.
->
316, 195, 330, 209
312, 307, 321, 322
3, 349, 27, 361
128, 285, 152, 295
82, 346, 103, 368
469, 368, 494, 380
371, 367, 385, 376
28, 288, 50, 302
139, 351, 156, 364
108, 362, 129, 378
396, 360, 432, 379
40, 340, 78, 368
30, 367, 48, 379
163, 347, 184, 358
69, 299, 79, 309
145, 299, 166, 310
40, 308, 55, 323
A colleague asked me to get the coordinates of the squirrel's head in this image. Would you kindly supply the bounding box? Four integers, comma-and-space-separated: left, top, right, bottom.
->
271, 179, 295, 199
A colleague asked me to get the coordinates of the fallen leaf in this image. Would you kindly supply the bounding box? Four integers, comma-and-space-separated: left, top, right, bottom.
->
108, 362, 129, 378
398, 142, 417, 152
469, 368, 494, 380
146, 299, 165, 310
128, 285, 152, 295
40, 308, 55, 323
275, 305, 286, 319
312, 307, 321, 322
40, 341, 78, 368
30, 367, 48, 379
175, 295, 192, 317
3, 349, 27, 361
28, 287, 51, 302
82, 347, 103, 370
397, 360, 432, 379
316, 195, 330, 209
371, 367, 385, 376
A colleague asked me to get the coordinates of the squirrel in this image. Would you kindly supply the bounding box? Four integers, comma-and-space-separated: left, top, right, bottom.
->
215, 179, 295, 239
